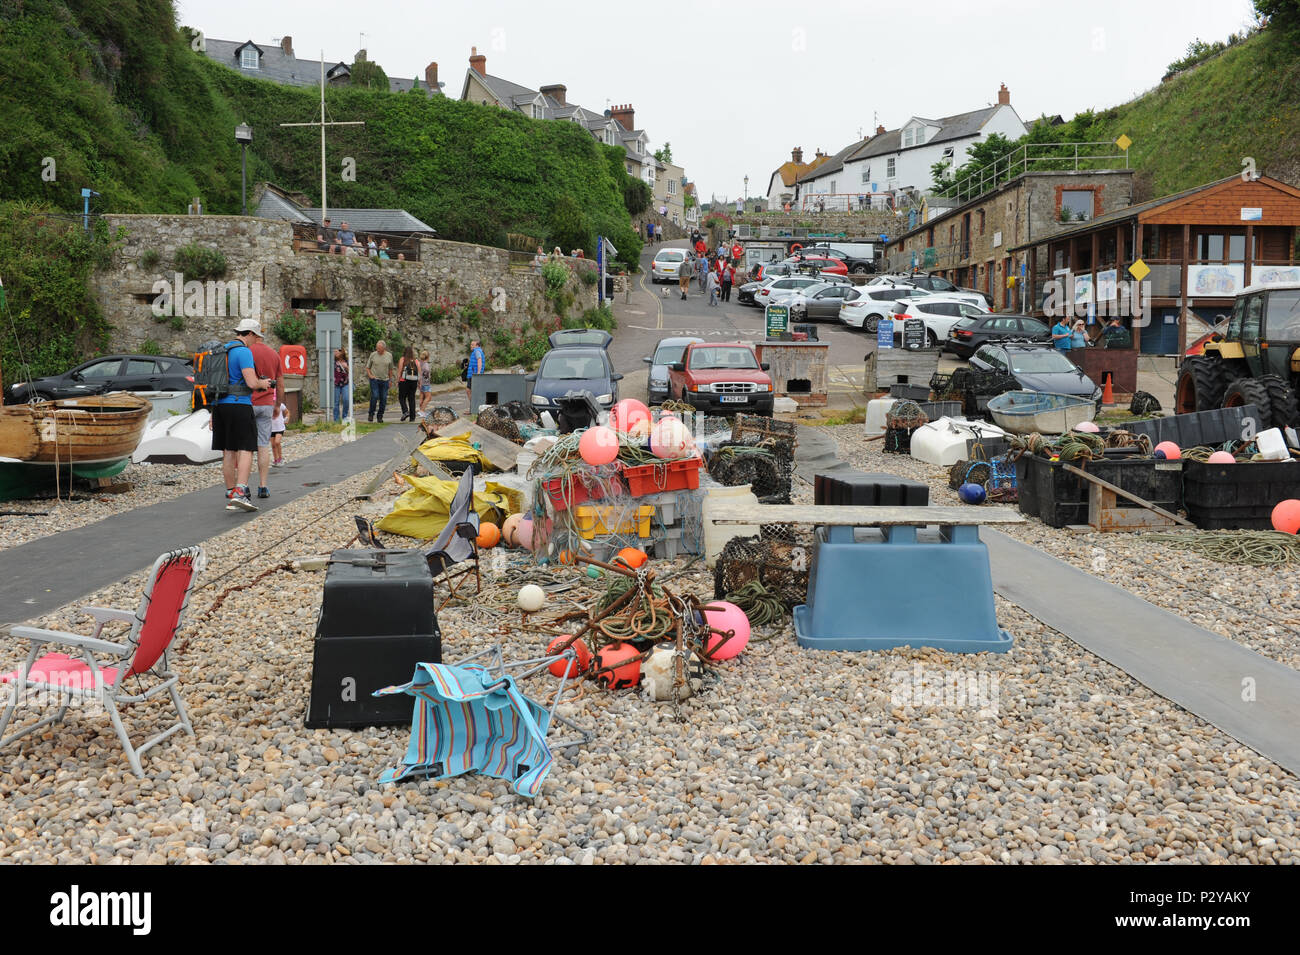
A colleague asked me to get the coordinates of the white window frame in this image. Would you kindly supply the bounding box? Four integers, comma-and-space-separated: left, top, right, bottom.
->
886, 157, 896, 178
668, 179, 676, 196
240, 48, 259, 70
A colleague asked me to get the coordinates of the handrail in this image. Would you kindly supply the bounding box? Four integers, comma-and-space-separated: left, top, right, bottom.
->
937, 141, 1131, 206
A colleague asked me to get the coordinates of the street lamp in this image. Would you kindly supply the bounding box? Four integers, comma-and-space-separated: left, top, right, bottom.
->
743, 175, 749, 212
235, 123, 253, 215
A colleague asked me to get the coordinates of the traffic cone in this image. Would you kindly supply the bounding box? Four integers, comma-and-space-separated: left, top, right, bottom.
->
1102, 372, 1114, 406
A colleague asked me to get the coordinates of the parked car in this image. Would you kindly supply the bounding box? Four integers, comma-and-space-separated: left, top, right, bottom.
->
737, 277, 775, 306
642, 336, 703, 404
650, 248, 692, 283
780, 282, 861, 322
945, 313, 1051, 358
783, 254, 848, 276
870, 272, 992, 307
753, 274, 847, 308
969, 342, 1102, 410
527, 346, 623, 413
548, 329, 612, 349
667, 342, 774, 416
837, 286, 928, 332
887, 296, 990, 346
801, 244, 875, 274
4, 354, 195, 404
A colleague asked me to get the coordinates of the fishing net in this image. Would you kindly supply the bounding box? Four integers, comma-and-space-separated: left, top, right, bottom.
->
712, 522, 813, 609
1129, 391, 1162, 416
707, 442, 793, 504
476, 401, 542, 445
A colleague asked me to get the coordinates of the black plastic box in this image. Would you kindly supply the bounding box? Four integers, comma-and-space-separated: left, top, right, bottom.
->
1124, 405, 1260, 448
1015, 454, 1183, 528
305, 548, 441, 729
1183, 459, 1300, 529
815, 470, 929, 506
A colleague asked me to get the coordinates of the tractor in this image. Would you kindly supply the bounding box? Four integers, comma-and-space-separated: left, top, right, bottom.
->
1175, 283, 1300, 431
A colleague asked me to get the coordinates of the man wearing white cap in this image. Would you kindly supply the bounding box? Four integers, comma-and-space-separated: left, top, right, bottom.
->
215, 318, 275, 511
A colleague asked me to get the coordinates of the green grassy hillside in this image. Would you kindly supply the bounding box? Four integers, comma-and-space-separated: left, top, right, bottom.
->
0, 0, 642, 258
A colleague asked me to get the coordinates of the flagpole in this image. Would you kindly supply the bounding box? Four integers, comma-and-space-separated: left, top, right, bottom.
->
321, 53, 327, 222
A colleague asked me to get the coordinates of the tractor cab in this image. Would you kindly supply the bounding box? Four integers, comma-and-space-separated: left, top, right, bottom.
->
1176, 283, 1300, 430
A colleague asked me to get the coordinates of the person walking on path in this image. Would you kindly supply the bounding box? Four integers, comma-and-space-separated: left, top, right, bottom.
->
366, 340, 394, 422
721, 261, 734, 303
246, 320, 284, 500
677, 255, 692, 300
333, 347, 351, 422
397, 345, 420, 422
418, 350, 433, 415
270, 400, 287, 467
707, 268, 720, 306
466, 339, 486, 406
695, 253, 708, 292
214, 318, 274, 512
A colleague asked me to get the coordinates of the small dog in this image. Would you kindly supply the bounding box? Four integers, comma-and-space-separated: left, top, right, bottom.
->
662, 287, 670, 298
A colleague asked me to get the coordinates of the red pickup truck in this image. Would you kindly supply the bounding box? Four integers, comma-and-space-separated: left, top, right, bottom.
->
667, 341, 774, 416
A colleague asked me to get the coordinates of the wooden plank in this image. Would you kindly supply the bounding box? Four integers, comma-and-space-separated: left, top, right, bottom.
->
355, 430, 426, 500
1061, 462, 1194, 527
433, 418, 520, 471
1088, 483, 1180, 532
708, 502, 1025, 527
412, 449, 454, 481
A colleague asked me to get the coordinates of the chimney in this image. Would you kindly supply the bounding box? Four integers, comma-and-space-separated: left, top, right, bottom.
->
876, 124, 886, 135
469, 46, 486, 76
998, 83, 1010, 106
792, 146, 803, 164
280, 36, 293, 56
611, 103, 635, 130
425, 62, 439, 89
540, 84, 568, 106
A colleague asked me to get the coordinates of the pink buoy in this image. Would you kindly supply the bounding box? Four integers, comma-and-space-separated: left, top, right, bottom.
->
701, 601, 751, 660
1153, 441, 1181, 460
516, 514, 552, 552
578, 425, 620, 466
1272, 499, 1300, 535
1074, 421, 1100, 433
611, 399, 651, 437
650, 417, 694, 459
1207, 450, 1237, 464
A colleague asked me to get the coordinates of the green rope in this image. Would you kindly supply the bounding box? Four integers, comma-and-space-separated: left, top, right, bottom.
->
1144, 531, 1300, 565
724, 579, 787, 633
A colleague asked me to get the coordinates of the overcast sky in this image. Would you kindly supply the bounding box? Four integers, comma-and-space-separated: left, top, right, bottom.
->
178, 0, 1259, 203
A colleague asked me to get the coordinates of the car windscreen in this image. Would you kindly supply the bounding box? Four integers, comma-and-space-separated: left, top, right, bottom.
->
539, 353, 607, 380
653, 343, 690, 365
1266, 290, 1300, 339
1006, 351, 1079, 374
688, 347, 759, 370
656, 251, 685, 262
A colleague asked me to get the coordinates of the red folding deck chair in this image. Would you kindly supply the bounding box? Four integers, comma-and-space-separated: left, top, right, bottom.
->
0, 546, 207, 777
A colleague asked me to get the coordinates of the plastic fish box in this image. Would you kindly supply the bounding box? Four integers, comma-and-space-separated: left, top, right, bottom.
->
541, 472, 617, 511
1183, 459, 1300, 529
1015, 453, 1183, 528
573, 504, 654, 540
620, 456, 702, 496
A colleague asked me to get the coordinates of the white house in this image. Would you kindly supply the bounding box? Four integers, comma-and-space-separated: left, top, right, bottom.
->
842, 86, 1026, 199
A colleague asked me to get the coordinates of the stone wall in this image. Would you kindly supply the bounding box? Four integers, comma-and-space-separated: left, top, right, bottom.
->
93, 215, 599, 403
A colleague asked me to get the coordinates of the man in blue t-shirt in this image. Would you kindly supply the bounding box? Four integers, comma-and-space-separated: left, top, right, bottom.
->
213, 318, 274, 511
1051, 317, 1073, 351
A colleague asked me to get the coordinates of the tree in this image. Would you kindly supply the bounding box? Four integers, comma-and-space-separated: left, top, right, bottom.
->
549, 194, 593, 253
1256, 0, 1300, 37
653, 142, 673, 163
350, 58, 389, 90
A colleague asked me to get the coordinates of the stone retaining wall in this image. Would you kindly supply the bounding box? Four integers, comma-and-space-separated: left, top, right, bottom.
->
93, 215, 600, 403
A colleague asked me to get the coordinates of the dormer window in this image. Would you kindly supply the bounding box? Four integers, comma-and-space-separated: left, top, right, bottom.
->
531, 103, 542, 119
240, 48, 259, 70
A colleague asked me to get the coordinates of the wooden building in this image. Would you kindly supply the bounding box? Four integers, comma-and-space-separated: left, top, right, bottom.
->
1010, 175, 1300, 355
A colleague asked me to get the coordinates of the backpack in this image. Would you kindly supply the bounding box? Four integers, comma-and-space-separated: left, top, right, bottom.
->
192, 339, 253, 409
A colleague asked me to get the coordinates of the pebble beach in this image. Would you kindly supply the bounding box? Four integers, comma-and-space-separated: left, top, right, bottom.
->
0, 424, 1296, 864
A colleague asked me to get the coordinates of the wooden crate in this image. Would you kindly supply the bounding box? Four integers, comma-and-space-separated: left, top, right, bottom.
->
864, 348, 941, 394
755, 342, 828, 406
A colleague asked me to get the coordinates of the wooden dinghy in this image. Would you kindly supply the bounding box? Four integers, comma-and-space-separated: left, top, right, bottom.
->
0, 393, 153, 465
987, 390, 1094, 436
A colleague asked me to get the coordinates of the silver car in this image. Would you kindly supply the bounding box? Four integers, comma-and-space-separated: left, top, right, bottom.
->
643, 336, 703, 403
651, 248, 692, 283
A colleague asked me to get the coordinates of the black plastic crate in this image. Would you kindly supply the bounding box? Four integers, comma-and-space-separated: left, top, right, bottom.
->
917, 400, 963, 421
306, 548, 441, 728
1183, 459, 1300, 529
815, 470, 929, 506
889, 382, 931, 401
1015, 454, 1183, 528
1124, 405, 1260, 449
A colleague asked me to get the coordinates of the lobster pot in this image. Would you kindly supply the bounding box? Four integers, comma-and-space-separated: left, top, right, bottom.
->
712, 523, 813, 609
707, 442, 793, 504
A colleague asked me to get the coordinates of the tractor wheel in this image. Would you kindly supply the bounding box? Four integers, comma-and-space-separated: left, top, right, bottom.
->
1262, 375, 1299, 430
1175, 355, 1228, 414
1221, 378, 1274, 430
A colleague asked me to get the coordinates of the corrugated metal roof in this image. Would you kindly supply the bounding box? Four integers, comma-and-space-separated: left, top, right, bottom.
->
254, 189, 313, 224
300, 208, 437, 234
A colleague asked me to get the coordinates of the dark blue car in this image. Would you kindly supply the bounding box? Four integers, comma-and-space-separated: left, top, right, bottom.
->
527, 345, 622, 415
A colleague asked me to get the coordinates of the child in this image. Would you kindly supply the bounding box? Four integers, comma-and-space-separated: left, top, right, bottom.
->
270, 401, 287, 466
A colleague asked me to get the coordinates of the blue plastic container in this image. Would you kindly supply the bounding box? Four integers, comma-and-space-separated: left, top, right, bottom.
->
792, 524, 1012, 653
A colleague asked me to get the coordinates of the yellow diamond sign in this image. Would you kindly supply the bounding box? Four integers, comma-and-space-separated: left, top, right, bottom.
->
1115, 134, 1132, 151
1129, 258, 1150, 282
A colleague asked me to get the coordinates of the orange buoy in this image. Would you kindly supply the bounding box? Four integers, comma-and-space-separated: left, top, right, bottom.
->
595, 642, 641, 690
476, 522, 501, 548
1272, 499, 1300, 535
546, 636, 592, 679
615, 547, 648, 569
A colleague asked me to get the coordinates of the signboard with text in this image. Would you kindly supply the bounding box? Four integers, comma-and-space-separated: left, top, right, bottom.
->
876, 317, 894, 349
765, 304, 789, 339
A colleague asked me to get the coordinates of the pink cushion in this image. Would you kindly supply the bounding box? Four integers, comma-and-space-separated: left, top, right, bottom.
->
0, 653, 119, 689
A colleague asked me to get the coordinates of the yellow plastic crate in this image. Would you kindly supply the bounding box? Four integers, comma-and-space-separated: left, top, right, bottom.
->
574, 504, 654, 540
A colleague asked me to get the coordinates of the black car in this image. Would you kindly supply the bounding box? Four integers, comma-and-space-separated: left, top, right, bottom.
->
4, 354, 195, 404
969, 343, 1102, 409
945, 314, 1051, 358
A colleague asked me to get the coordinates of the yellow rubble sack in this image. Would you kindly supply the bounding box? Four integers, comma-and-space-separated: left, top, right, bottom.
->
411, 433, 491, 470
376, 473, 519, 540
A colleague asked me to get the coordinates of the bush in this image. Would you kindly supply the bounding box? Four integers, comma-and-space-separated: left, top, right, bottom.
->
541, 260, 570, 292
549, 194, 593, 253
580, 268, 598, 286
417, 299, 456, 322
491, 333, 549, 369
272, 309, 310, 344
141, 249, 160, 270
350, 312, 387, 352
139, 338, 162, 356
173, 244, 227, 281
431, 365, 461, 384
565, 303, 616, 332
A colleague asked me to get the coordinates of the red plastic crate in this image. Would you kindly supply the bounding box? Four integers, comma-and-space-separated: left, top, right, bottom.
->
542, 474, 619, 511
620, 456, 702, 497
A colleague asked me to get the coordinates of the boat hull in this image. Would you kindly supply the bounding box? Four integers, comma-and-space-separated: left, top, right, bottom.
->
0, 393, 152, 464
987, 391, 1095, 436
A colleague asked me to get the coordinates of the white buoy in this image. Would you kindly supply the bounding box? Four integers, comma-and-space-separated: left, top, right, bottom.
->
517, 584, 546, 612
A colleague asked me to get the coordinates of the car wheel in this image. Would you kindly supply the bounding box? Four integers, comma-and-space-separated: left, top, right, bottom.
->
31, 390, 56, 402
852, 265, 869, 274
865, 315, 882, 334
926, 329, 938, 347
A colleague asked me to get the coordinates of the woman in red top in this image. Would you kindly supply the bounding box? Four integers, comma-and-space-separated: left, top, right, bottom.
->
694, 238, 706, 257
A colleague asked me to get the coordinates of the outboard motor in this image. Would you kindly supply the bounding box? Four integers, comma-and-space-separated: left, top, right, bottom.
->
555, 390, 602, 434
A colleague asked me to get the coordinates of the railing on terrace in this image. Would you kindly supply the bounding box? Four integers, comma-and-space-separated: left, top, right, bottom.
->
798, 193, 898, 213
290, 222, 423, 262
938, 141, 1131, 206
